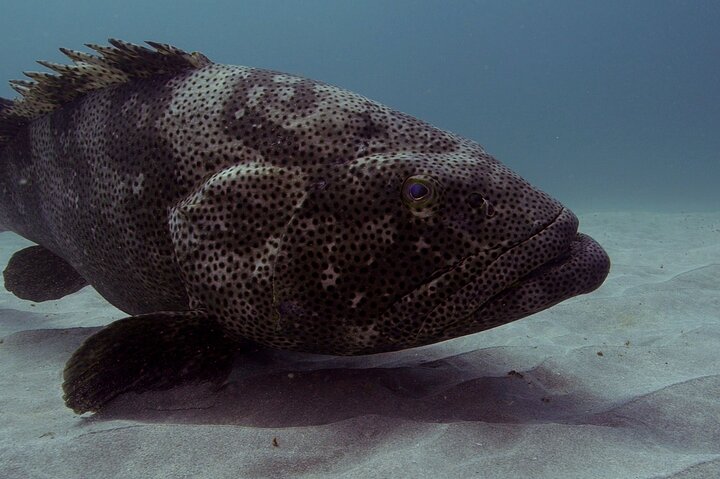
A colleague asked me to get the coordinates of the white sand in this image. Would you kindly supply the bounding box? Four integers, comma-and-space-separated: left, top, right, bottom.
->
1, 212, 719, 479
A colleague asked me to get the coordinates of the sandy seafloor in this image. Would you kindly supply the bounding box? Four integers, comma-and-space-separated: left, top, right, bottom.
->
0, 211, 719, 479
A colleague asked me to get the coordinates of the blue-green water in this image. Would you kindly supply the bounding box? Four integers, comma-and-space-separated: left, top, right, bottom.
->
1, 0, 718, 212
1, 4, 719, 477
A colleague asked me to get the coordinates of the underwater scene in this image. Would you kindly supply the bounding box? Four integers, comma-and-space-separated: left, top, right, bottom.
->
0, 1, 718, 478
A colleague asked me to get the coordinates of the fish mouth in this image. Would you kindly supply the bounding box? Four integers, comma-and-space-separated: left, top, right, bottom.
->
372, 207, 609, 352
466, 230, 609, 319
419, 207, 611, 341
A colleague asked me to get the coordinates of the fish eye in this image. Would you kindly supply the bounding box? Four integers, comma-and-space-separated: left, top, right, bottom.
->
401, 175, 437, 209
408, 182, 429, 200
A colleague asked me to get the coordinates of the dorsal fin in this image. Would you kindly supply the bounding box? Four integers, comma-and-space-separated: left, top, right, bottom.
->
0, 97, 22, 145
0, 98, 12, 110
0, 39, 212, 147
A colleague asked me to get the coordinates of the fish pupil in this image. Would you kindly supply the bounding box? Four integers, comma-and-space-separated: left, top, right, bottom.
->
408, 183, 429, 200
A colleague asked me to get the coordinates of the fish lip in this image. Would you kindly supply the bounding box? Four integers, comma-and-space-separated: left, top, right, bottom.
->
455, 207, 579, 305
501, 231, 608, 293
433, 213, 610, 339
459, 230, 610, 327
377, 206, 606, 351
411, 206, 581, 341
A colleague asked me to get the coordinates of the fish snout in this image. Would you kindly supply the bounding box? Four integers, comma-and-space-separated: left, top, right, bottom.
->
445, 205, 610, 338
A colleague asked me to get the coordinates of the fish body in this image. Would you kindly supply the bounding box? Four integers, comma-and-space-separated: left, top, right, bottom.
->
0, 41, 609, 411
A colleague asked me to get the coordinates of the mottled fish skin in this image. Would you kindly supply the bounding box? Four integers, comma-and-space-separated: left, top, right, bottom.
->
0, 41, 610, 355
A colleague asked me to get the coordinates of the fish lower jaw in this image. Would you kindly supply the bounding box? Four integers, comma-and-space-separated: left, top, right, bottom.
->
442, 231, 611, 340
408, 207, 590, 344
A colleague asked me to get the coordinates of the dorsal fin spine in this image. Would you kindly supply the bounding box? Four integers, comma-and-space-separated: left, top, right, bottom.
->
36, 60, 76, 75
0, 39, 213, 148
59, 48, 105, 65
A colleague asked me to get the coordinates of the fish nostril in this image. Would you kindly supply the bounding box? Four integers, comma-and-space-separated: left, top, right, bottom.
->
467, 193, 485, 208
468, 193, 496, 218
485, 201, 496, 218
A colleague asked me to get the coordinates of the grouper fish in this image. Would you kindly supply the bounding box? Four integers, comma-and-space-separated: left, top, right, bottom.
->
0, 40, 610, 413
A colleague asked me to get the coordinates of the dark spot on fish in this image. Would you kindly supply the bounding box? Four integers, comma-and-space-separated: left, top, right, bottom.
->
507, 370, 524, 379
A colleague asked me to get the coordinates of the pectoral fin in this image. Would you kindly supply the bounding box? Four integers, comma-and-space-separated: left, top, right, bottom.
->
3, 245, 88, 301
63, 311, 242, 414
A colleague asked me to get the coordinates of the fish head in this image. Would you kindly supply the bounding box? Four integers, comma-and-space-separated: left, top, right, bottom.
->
169, 149, 609, 355
263, 149, 609, 354
170, 147, 610, 355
